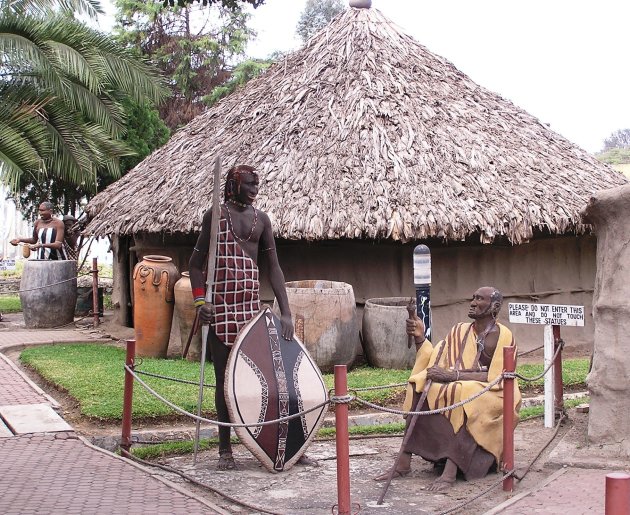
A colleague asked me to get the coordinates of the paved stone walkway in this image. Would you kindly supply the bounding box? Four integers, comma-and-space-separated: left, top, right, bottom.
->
0, 326, 224, 514
0, 434, 219, 514
0, 354, 51, 405
485, 467, 614, 514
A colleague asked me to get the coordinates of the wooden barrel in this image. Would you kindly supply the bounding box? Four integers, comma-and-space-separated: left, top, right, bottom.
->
277, 280, 359, 372
362, 297, 417, 369
20, 260, 77, 328
174, 272, 202, 361
133, 255, 180, 358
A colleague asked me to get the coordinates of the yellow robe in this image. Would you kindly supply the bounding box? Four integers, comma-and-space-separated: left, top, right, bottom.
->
402, 322, 521, 464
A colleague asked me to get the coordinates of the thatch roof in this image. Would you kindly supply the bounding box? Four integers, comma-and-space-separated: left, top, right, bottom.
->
85, 6, 626, 244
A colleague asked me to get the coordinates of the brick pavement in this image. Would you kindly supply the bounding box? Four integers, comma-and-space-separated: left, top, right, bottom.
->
0, 329, 225, 514
493, 467, 615, 514
0, 434, 221, 514
0, 354, 51, 405
0, 329, 100, 349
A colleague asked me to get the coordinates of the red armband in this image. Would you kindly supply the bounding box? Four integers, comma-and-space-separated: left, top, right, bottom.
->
192, 287, 205, 299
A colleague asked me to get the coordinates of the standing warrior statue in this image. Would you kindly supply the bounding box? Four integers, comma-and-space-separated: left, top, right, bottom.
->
189, 164, 299, 470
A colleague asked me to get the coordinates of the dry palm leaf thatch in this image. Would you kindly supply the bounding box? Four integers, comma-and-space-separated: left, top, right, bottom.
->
85, 7, 626, 244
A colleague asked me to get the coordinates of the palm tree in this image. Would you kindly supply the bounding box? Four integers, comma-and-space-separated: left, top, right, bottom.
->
0, 0, 168, 194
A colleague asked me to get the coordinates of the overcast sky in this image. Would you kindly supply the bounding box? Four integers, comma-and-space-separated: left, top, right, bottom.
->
99, 0, 630, 153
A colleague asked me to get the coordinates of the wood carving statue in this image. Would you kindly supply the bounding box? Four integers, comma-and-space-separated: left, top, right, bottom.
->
376, 287, 521, 490
189, 164, 318, 471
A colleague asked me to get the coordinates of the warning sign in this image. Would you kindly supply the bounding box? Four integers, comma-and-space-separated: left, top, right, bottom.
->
508, 303, 585, 327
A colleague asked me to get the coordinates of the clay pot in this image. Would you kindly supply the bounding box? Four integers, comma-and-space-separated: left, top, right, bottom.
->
22, 245, 31, 258
362, 297, 417, 369
174, 272, 202, 361
276, 280, 359, 372
20, 260, 77, 328
133, 255, 180, 358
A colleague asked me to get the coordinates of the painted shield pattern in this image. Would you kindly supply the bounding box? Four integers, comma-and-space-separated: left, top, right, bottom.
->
225, 306, 329, 472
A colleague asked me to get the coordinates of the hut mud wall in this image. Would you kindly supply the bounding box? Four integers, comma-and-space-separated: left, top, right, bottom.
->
583, 184, 630, 453
109, 233, 596, 356
275, 235, 596, 355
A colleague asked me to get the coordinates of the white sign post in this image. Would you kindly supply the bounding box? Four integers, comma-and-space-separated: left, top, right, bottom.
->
543, 325, 554, 428
508, 303, 584, 428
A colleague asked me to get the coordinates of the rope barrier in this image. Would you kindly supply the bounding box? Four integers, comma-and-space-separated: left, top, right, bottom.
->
126, 364, 331, 427
510, 340, 564, 382
127, 362, 549, 426
517, 344, 544, 357
121, 346, 572, 514
133, 368, 216, 389
17, 272, 93, 293
513, 412, 567, 481
352, 374, 504, 417
329, 394, 354, 405
45, 312, 95, 329
350, 382, 407, 391
434, 469, 515, 515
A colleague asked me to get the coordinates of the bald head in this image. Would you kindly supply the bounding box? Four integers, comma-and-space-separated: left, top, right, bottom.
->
468, 286, 503, 320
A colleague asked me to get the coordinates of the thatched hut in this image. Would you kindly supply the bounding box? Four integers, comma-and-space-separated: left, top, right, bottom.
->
86, 4, 626, 353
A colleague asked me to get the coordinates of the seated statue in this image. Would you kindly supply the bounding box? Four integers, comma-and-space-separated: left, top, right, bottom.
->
376, 286, 521, 491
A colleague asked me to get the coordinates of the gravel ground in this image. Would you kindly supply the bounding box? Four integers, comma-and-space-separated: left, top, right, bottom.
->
141, 413, 584, 515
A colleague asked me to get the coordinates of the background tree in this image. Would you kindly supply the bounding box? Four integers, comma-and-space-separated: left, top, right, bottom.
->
163, 0, 264, 8
296, 0, 345, 44
0, 0, 169, 216
115, 0, 255, 129
117, 98, 170, 177
596, 128, 630, 179
9, 97, 171, 220
602, 129, 630, 151
204, 57, 272, 106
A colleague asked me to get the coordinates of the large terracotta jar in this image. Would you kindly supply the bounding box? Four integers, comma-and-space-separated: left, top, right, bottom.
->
133, 255, 180, 358
174, 272, 202, 361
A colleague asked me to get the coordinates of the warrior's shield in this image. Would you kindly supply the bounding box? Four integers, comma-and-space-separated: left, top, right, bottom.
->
225, 306, 329, 472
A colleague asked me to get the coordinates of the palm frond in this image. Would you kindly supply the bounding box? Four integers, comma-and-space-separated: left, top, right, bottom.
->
4, 0, 103, 19
0, 8, 168, 194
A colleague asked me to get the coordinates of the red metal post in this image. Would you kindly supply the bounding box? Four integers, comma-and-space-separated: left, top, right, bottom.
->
121, 339, 136, 453
502, 346, 516, 492
552, 325, 564, 418
92, 257, 100, 327
334, 365, 351, 515
606, 472, 630, 514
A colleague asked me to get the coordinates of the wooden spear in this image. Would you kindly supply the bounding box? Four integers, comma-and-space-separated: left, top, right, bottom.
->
193, 155, 222, 464
377, 339, 448, 504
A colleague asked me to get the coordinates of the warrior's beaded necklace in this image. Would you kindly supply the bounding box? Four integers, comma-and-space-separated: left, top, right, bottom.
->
225, 201, 258, 242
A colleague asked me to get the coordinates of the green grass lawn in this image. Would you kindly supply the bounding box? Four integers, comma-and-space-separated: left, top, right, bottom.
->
20, 343, 410, 420
0, 295, 21, 313
19, 343, 589, 422
516, 358, 589, 388
21, 344, 217, 420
